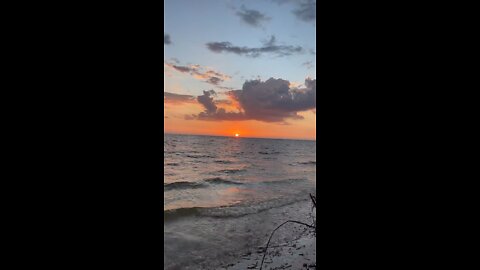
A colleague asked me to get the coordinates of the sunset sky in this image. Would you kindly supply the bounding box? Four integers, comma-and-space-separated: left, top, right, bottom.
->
164, 0, 316, 140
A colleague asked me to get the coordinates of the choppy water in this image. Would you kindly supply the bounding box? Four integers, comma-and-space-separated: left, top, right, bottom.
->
164, 134, 316, 269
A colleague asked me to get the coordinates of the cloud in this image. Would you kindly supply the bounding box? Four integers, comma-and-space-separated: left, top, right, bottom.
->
293, 0, 316, 22
196, 90, 218, 113
184, 90, 244, 121
206, 77, 222, 85
164, 61, 231, 86
215, 99, 233, 105
263, 35, 276, 46
271, 0, 316, 23
206, 35, 303, 58
233, 77, 316, 121
164, 34, 171, 44
187, 77, 316, 122
302, 61, 314, 69
164, 92, 196, 104
289, 81, 304, 88
235, 5, 270, 27
217, 85, 236, 91
271, 0, 293, 4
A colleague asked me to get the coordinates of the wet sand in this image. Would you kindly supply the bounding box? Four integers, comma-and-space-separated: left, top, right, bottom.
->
164, 199, 316, 270
222, 232, 316, 270
218, 199, 317, 270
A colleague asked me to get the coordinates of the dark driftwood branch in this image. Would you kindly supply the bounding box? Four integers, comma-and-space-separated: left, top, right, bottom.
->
309, 193, 316, 208
259, 220, 315, 270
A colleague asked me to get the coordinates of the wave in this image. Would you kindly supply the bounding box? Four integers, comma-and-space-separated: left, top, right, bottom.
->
164, 207, 203, 221
289, 161, 316, 166
260, 178, 308, 185
186, 154, 215, 159
164, 196, 309, 222
299, 161, 316, 165
214, 160, 234, 164
258, 151, 281, 155
165, 162, 180, 166
220, 169, 245, 174
164, 181, 208, 191
204, 177, 243, 185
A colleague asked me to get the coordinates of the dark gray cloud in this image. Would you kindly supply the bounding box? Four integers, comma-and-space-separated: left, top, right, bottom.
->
196, 108, 246, 121
206, 36, 303, 58
206, 77, 222, 85
236, 6, 270, 27
186, 90, 244, 121
233, 77, 316, 122
271, 0, 316, 23
164, 61, 231, 86
293, 0, 316, 22
187, 77, 316, 122
171, 65, 191, 73
192, 90, 245, 120
164, 34, 171, 44
164, 92, 196, 104
196, 90, 217, 113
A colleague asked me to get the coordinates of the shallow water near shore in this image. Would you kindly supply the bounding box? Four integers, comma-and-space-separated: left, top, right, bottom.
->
164, 134, 316, 269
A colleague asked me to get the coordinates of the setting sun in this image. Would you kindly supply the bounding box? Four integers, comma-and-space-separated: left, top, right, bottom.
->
235, 133, 239, 137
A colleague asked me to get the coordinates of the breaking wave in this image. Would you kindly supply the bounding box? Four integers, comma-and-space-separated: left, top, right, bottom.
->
204, 177, 243, 185
164, 196, 309, 222
164, 181, 208, 191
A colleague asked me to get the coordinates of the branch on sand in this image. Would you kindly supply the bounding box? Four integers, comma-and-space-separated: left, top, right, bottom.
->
259, 193, 316, 270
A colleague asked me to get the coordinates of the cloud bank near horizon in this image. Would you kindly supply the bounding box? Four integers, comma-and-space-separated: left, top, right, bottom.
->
184, 77, 316, 122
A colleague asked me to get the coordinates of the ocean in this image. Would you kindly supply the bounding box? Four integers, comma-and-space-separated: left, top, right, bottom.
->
164, 133, 316, 269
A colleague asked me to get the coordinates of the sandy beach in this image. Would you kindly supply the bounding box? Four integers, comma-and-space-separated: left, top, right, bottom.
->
223, 231, 316, 270
164, 197, 316, 270
218, 198, 317, 270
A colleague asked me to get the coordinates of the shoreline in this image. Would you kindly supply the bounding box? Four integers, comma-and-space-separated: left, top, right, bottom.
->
219, 199, 317, 270
221, 231, 316, 270
164, 199, 316, 270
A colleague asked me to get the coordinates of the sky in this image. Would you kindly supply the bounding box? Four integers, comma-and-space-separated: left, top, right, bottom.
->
164, 0, 316, 140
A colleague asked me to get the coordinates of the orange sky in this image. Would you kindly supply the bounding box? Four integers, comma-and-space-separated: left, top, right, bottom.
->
164, 100, 316, 140
164, 0, 316, 140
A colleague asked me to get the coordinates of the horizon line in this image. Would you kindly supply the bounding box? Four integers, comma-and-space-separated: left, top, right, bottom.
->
164, 132, 316, 141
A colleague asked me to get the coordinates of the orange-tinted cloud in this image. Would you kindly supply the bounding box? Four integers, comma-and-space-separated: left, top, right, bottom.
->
164, 61, 231, 86
164, 92, 196, 104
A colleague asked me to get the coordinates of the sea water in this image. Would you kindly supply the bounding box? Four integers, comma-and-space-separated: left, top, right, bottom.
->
164, 134, 316, 269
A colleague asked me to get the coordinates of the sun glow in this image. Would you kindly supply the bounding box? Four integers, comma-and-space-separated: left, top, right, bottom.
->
235, 133, 239, 137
